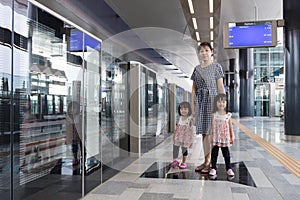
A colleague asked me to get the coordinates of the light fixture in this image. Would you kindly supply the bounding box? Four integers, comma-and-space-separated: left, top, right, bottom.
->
209, 0, 213, 13
210, 17, 214, 29
192, 17, 198, 29
198, 42, 201, 46
210, 42, 214, 48
210, 31, 214, 40
188, 0, 195, 14
195, 32, 200, 41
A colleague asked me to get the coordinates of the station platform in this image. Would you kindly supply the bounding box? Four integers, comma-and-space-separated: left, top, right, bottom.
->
83, 117, 300, 200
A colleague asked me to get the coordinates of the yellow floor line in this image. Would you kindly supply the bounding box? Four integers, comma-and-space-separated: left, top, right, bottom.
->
232, 118, 300, 179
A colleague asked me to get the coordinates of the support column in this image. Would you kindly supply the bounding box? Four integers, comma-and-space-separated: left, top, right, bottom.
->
229, 58, 239, 115
168, 84, 176, 133
283, 0, 300, 136
239, 49, 254, 117
129, 63, 141, 156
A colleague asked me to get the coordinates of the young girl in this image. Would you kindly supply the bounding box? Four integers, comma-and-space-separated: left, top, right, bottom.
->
209, 93, 235, 177
171, 101, 194, 169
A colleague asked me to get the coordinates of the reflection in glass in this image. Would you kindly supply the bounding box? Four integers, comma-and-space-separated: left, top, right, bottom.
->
0, 2, 103, 198
253, 46, 284, 116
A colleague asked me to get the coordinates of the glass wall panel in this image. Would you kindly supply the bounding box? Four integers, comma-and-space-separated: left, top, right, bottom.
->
140, 67, 146, 139
146, 71, 157, 137
140, 67, 170, 154
0, 1, 103, 199
253, 46, 284, 116
83, 34, 101, 176
21, 16, 86, 200
140, 66, 162, 153
254, 84, 269, 116
156, 78, 168, 136
0, 1, 170, 198
0, 1, 14, 199
100, 56, 130, 172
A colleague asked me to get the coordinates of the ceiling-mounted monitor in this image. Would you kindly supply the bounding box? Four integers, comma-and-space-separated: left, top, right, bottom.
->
223, 20, 277, 49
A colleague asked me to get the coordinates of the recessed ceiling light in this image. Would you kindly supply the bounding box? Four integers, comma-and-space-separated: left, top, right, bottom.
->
209, 0, 213, 13
210, 17, 214, 29
195, 32, 200, 41
192, 18, 198, 30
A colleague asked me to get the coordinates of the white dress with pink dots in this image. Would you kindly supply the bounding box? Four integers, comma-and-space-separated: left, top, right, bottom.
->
211, 112, 232, 147
173, 116, 194, 148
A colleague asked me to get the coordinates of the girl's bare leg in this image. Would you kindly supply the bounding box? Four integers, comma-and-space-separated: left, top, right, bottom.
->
182, 155, 187, 163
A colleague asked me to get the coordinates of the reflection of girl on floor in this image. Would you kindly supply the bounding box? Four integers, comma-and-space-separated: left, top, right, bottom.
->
65, 101, 83, 165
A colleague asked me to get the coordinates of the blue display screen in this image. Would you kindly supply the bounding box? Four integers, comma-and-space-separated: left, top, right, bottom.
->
69, 29, 101, 51
228, 21, 274, 48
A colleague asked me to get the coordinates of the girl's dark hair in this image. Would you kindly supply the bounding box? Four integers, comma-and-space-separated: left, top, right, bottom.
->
178, 101, 192, 116
197, 41, 213, 52
212, 93, 228, 113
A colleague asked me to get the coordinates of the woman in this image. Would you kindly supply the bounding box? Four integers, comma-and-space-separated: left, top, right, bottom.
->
191, 42, 225, 173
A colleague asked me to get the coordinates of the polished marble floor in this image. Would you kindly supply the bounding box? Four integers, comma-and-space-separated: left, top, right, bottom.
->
83, 117, 300, 200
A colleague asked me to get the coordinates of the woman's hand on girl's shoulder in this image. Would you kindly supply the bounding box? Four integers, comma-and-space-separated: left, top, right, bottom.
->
190, 117, 195, 126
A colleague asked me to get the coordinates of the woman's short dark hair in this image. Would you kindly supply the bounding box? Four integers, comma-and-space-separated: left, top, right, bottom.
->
197, 41, 213, 52
212, 93, 228, 113
178, 101, 192, 116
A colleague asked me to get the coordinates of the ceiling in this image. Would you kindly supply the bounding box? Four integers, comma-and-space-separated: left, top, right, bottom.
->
31, 0, 283, 91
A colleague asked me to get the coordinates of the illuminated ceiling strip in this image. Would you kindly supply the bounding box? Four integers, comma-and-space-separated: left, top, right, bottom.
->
188, 0, 195, 14
195, 32, 200, 41
209, 0, 213, 13
210, 31, 214, 40
192, 18, 198, 30
210, 17, 214, 29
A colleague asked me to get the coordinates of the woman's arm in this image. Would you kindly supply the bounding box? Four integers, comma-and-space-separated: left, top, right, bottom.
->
216, 78, 225, 94
191, 81, 196, 116
190, 117, 195, 126
209, 114, 215, 143
229, 118, 235, 144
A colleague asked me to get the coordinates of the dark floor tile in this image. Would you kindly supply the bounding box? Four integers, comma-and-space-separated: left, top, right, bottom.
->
140, 161, 256, 187
138, 192, 173, 200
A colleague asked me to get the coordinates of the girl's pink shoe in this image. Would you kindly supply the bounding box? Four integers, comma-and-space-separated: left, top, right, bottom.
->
171, 160, 179, 168
227, 169, 235, 176
209, 168, 217, 176
179, 163, 187, 169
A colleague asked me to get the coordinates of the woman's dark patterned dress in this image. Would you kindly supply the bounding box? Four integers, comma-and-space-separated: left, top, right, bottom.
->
191, 63, 224, 135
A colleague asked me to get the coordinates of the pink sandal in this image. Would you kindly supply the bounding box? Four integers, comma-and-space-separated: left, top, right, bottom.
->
171, 160, 179, 168
179, 163, 187, 169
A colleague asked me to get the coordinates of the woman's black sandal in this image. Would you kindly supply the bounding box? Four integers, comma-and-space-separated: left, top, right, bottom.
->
200, 165, 210, 174
195, 163, 207, 172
